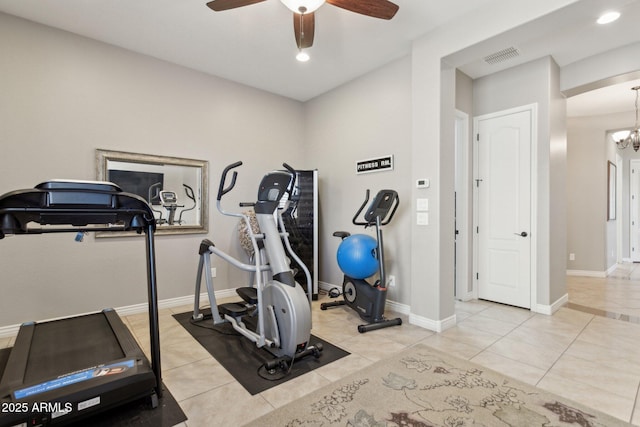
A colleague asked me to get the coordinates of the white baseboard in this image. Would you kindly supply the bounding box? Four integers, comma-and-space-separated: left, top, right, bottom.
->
0, 324, 20, 339
386, 300, 410, 315
318, 280, 339, 293
409, 312, 457, 332
319, 281, 411, 315
0, 289, 239, 339
566, 270, 606, 278
532, 293, 568, 315
456, 291, 474, 302
321, 281, 455, 332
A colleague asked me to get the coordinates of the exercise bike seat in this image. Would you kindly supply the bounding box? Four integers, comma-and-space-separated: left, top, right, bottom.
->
333, 231, 351, 240
236, 286, 258, 305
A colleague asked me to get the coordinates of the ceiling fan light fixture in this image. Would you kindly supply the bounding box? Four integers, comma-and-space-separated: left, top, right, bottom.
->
280, 0, 325, 14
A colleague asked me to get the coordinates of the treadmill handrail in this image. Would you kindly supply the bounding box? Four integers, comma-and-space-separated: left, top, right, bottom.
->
0, 180, 155, 238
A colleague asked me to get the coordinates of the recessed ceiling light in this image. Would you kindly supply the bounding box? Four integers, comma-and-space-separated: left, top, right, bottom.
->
597, 11, 620, 25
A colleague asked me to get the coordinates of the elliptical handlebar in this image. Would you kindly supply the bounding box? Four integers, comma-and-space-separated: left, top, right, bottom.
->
281, 163, 297, 203
216, 161, 299, 217
217, 161, 243, 201
218, 161, 297, 203
183, 183, 195, 201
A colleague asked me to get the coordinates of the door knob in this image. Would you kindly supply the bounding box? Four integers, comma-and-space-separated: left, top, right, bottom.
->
514, 231, 528, 237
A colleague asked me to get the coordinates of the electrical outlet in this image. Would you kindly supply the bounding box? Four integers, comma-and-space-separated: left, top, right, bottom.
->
388, 275, 396, 287
569, 253, 575, 261
210, 267, 217, 278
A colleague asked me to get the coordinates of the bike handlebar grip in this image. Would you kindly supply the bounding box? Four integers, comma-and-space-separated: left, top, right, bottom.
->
217, 161, 243, 201
352, 189, 371, 226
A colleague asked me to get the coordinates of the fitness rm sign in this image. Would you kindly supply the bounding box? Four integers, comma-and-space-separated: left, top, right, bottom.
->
356, 155, 394, 175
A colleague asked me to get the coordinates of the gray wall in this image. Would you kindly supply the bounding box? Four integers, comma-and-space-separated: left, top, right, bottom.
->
0, 13, 305, 325
303, 56, 413, 304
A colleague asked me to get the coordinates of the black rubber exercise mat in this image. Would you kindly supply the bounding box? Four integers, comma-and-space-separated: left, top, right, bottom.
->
173, 309, 350, 395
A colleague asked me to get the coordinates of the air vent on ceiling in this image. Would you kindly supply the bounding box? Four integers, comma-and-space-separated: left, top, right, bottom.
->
483, 47, 520, 65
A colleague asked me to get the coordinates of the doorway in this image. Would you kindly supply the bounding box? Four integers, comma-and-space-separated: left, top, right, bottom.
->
455, 110, 471, 301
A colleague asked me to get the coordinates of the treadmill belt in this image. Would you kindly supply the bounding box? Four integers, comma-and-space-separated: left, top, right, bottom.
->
24, 313, 125, 384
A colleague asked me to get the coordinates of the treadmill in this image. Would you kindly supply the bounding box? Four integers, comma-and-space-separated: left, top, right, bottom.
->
0, 180, 162, 426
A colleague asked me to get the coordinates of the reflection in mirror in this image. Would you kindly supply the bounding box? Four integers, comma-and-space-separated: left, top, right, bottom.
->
96, 149, 209, 236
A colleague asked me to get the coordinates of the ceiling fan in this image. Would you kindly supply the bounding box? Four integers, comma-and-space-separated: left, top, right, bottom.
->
206, 0, 399, 60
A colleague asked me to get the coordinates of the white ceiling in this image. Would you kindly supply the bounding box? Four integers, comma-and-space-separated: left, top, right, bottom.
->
0, 0, 639, 114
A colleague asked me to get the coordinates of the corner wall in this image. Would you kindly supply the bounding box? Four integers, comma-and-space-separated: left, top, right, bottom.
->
303, 56, 413, 306
0, 13, 304, 326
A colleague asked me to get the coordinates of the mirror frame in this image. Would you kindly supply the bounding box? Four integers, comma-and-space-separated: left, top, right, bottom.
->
96, 149, 209, 237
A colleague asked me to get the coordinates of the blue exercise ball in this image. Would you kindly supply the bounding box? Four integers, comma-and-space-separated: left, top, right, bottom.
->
336, 234, 379, 279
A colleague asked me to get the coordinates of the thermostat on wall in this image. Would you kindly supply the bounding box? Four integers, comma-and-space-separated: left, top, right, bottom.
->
416, 178, 429, 188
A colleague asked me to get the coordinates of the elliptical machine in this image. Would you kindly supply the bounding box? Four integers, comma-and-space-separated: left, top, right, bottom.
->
192, 161, 322, 371
149, 183, 196, 225
321, 189, 403, 333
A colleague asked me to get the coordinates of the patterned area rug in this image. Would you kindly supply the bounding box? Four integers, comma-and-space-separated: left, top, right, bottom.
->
246, 344, 630, 427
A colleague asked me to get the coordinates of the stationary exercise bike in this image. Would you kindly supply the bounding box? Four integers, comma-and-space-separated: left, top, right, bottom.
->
321, 189, 402, 333
192, 161, 322, 371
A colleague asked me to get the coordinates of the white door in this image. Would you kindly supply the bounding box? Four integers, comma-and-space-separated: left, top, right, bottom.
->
630, 160, 640, 262
475, 107, 532, 308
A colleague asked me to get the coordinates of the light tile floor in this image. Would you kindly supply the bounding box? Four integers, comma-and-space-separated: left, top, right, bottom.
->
5, 267, 640, 426
134, 267, 640, 427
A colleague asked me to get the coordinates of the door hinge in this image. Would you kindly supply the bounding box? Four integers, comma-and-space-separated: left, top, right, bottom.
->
476, 134, 479, 141
476, 272, 479, 280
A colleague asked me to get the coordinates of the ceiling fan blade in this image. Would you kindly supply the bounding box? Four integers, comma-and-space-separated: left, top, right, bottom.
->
326, 0, 398, 19
206, 0, 266, 12
294, 12, 315, 49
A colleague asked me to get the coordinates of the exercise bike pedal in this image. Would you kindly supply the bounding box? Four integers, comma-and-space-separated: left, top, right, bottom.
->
236, 287, 258, 305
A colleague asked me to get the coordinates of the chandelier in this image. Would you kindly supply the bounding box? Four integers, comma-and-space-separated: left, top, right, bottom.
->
616, 86, 640, 152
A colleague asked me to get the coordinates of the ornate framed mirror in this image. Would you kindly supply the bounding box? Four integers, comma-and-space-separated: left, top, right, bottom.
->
96, 149, 208, 236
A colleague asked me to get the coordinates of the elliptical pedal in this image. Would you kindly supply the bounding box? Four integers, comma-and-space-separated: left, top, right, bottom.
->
236, 287, 258, 305
218, 302, 249, 318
